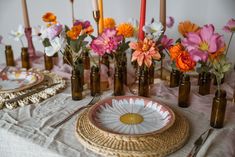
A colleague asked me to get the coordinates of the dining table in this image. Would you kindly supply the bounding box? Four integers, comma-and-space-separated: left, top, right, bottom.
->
0, 53, 235, 157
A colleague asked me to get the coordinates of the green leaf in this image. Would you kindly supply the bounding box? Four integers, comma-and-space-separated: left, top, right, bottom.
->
42, 38, 51, 47
222, 63, 231, 72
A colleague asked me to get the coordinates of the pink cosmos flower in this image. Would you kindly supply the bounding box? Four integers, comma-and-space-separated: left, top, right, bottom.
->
166, 16, 174, 28
47, 23, 63, 40
90, 29, 123, 56
223, 18, 235, 33
182, 24, 225, 62
160, 35, 174, 49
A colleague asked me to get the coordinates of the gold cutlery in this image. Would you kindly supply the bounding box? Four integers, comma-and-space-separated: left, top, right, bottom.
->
51, 94, 101, 128
4, 83, 60, 104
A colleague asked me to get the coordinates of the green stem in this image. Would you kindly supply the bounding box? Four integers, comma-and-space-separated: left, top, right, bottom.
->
225, 32, 234, 56
20, 39, 24, 47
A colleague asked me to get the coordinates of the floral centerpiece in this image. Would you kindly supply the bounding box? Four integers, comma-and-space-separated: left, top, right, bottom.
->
90, 18, 135, 95
40, 12, 94, 100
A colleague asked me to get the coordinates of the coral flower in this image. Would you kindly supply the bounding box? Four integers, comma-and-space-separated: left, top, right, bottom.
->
178, 21, 200, 37
129, 38, 161, 68
82, 26, 94, 35
66, 25, 82, 40
176, 51, 196, 72
90, 29, 123, 56
169, 43, 184, 60
223, 18, 235, 33
42, 12, 57, 22
117, 23, 134, 38
182, 24, 226, 62
104, 18, 116, 29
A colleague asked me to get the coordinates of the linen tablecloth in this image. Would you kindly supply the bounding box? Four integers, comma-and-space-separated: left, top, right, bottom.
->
0, 79, 235, 157
0, 54, 235, 157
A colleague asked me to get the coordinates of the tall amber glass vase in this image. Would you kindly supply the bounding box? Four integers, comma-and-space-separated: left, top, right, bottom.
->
210, 90, 227, 128
138, 67, 149, 97
178, 74, 191, 107
71, 69, 83, 100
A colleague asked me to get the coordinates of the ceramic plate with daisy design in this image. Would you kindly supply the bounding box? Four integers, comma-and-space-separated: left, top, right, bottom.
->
0, 70, 44, 93
88, 96, 175, 136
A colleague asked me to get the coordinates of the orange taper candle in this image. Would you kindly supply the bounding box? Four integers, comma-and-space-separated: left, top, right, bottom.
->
98, 0, 104, 34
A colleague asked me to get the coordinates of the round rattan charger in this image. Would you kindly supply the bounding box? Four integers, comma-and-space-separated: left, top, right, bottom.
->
76, 108, 190, 157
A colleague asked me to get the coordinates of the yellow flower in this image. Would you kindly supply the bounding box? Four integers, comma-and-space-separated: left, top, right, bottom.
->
117, 23, 134, 38
104, 18, 116, 29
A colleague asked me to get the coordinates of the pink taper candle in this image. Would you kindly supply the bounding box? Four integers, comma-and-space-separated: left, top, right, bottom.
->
160, 0, 166, 31
21, 0, 30, 28
138, 0, 146, 41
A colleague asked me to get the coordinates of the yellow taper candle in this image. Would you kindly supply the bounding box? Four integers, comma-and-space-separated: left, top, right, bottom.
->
21, 0, 30, 28
98, 0, 104, 34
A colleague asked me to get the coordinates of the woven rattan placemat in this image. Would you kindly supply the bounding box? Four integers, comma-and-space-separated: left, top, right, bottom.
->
76, 108, 190, 157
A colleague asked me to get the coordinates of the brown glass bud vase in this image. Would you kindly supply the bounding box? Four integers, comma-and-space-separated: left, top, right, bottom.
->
71, 69, 83, 100
210, 90, 227, 128
44, 54, 53, 70
5, 45, 15, 66
178, 74, 191, 107
90, 66, 101, 96
138, 67, 149, 97
114, 66, 124, 96
170, 69, 181, 88
82, 51, 90, 70
149, 64, 154, 84
199, 72, 211, 95
21, 47, 30, 69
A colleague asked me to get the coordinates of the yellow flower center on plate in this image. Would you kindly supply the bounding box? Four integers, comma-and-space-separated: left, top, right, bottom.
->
120, 113, 144, 125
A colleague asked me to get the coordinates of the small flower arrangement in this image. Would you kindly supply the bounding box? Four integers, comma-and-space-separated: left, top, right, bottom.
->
40, 12, 94, 70
90, 18, 134, 65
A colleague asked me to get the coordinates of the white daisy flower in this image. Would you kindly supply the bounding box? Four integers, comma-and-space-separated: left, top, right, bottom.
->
44, 36, 65, 56
32, 25, 47, 41
143, 22, 164, 41
9, 25, 24, 42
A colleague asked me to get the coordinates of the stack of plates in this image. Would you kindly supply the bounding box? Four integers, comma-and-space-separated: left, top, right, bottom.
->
76, 96, 190, 157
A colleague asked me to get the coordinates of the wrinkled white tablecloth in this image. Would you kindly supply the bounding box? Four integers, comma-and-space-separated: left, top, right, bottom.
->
0, 55, 235, 157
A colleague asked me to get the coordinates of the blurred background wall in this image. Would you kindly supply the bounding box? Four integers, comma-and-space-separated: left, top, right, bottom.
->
0, 0, 234, 65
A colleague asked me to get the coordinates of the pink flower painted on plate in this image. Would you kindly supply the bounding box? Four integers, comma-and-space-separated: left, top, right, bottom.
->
90, 28, 123, 56
182, 24, 225, 62
47, 23, 63, 40
160, 35, 174, 49
166, 16, 174, 28
223, 18, 235, 33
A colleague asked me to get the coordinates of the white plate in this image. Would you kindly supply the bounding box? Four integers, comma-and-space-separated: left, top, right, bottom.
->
88, 96, 175, 136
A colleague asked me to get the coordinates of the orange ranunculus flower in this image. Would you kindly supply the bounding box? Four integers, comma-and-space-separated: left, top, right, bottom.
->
209, 45, 226, 59
67, 25, 82, 40
104, 18, 116, 29
169, 43, 184, 60
176, 51, 196, 72
117, 23, 134, 38
82, 26, 94, 35
178, 21, 200, 37
42, 12, 57, 22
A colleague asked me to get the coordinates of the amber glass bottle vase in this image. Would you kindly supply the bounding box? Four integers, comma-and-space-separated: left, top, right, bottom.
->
71, 69, 83, 100
21, 47, 30, 69
5, 45, 15, 66
90, 66, 101, 96
138, 67, 149, 97
178, 74, 191, 107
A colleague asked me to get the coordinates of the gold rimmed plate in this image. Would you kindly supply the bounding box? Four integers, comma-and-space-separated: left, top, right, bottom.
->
88, 96, 175, 136
0, 69, 44, 93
